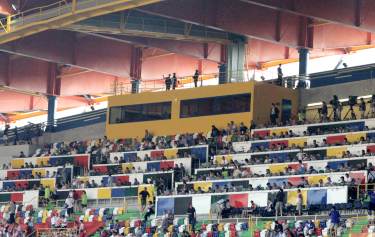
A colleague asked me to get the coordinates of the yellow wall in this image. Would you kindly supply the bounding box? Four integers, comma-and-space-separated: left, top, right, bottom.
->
252, 82, 299, 125
106, 82, 254, 139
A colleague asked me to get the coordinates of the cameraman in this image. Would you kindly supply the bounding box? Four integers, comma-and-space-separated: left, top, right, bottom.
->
359, 98, 366, 119
330, 95, 341, 121
371, 95, 375, 118
321, 101, 328, 122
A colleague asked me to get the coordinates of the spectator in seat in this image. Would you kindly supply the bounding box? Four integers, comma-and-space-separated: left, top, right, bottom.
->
274, 220, 283, 237
304, 220, 315, 236
367, 190, 375, 217
249, 200, 257, 215
144, 201, 155, 222
8, 201, 15, 224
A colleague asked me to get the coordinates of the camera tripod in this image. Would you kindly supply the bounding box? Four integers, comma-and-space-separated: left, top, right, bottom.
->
343, 106, 356, 120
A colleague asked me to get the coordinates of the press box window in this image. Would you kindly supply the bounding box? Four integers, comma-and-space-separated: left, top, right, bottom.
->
109, 101, 172, 124
180, 93, 251, 118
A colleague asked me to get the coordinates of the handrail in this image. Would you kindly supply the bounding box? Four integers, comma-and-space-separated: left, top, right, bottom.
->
0, 0, 164, 40
2, 1, 68, 21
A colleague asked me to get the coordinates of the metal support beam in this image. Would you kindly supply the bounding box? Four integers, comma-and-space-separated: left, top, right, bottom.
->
275, 11, 282, 42
131, 80, 140, 94
46, 95, 57, 132
86, 33, 222, 63
130, 47, 143, 80
5, 54, 11, 86
239, 0, 375, 33
46, 63, 60, 95
140, 0, 304, 47
0, 31, 133, 78
65, 10, 229, 44
298, 48, 309, 76
130, 46, 142, 93
29, 96, 34, 111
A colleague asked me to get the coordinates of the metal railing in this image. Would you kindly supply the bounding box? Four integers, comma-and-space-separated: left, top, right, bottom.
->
111, 70, 258, 95
0, 0, 141, 33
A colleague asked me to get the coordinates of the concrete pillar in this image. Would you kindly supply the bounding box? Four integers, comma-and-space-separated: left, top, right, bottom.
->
130, 47, 142, 93
46, 96, 57, 132
298, 48, 309, 76
131, 80, 140, 94
227, 36, 246, 83
218, 63, 227, 85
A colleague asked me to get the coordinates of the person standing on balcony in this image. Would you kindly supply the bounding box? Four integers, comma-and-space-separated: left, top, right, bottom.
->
275, 188, 284, 217
296, 189, 303, 216
164, 74, 172, 91
359, 98, 366, 119
321, 101, 328, 122
270, 103, 279, 125
371, 95, 375, 118
329, 206, 340, 237
172, 73, 178, 90
187, 203, 196, 231
139, 187, 150, 211
277, 64, 283, 86
193, 70, 199, 88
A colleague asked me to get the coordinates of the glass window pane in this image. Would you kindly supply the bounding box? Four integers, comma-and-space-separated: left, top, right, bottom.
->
180, 93, 251, 118
109, 102, 171, 124
109, 107, 123, 124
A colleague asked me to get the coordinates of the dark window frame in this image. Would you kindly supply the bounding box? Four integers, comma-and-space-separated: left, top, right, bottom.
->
109, 101, 172, 124
179, 93, 251, 118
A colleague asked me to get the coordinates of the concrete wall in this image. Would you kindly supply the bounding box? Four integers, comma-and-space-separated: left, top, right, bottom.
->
300, 78, 375, 106
0, 144, 39, 164
39, 122, 105, 144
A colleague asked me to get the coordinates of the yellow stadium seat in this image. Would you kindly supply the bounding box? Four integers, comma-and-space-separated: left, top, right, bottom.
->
270, 128, 289, 136
32, 169, 46, 177
11, 159, 24, 169
289, 138, 307, 148
327, 147, 347, 158
164, 149, 178, 159
269, 164, 288, 174
40, 179, 55, 190
122, 163, 134, 173
97, 188, 111, 199
346, 133, 365, 143
287, 190, 307, 206
193, 182, 212, 192
308, 175, 327, 185
36, 157, 50, 166
215, 155, 233, 165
